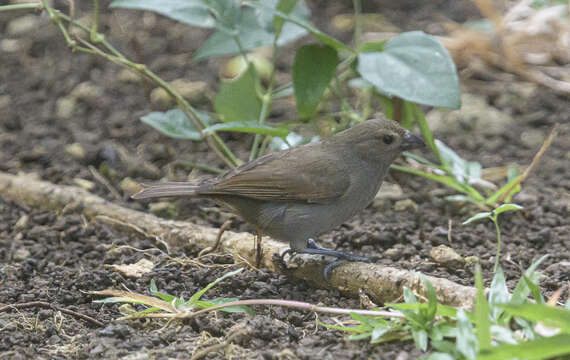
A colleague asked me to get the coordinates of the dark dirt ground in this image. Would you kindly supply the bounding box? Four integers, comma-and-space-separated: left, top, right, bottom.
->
1, 0, 569, 359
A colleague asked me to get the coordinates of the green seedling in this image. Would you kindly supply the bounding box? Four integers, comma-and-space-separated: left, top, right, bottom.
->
325, 257, 570, 360
91, 268, 253, 318
463, 204, 523, 272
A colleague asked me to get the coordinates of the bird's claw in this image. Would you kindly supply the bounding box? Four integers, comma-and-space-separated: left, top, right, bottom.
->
273, 248, 296, 271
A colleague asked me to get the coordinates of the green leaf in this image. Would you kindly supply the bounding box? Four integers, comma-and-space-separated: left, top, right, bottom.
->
523, 275, 544, 304
194, 4, 308, 61
370, 325, 389, 343
420, 274, 438, 322
149, 280, 176, 303
411, 103, 439, 158
404, 286, 418, 304
436, 140, 482, 184
110, 0, 216, 28
413, 328, 428, 351
477, 334, 570, 360
292, 44, 339, 119
201, 298, 255, 315
485, 176, 522, 205
140, 109, 209, 140
357, 31, 460, 109
202, 122, 289, 137
475, 268, 491, 351
511, 255, 548, 305
424, 353, 455, 360
246, 1, 351, 52
500, 303, 570, 332
186, 268, 243, 305
456, 309, 478, 360
274, 0, 298, 37
391, 165, 484, 202
488, 268, 509, 322
463, 212, 492, 225
493, 204, 523, 216
214, 66, 262, 123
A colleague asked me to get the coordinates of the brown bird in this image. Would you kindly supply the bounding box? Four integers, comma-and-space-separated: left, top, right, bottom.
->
133, 117, 425, 279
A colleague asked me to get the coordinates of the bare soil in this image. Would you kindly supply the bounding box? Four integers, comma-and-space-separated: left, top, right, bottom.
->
1, 1, 568, 359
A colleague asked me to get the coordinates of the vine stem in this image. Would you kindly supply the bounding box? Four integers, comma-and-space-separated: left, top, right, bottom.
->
38, 0, 240, 168
0, 3, 41, 12
118, 298, 406, 321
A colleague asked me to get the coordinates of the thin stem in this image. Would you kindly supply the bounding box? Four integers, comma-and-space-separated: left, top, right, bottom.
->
493, 218, 501, 273
40, 0, 240, 168
0, 3, 42, 12
119, 299, 406, 321
352, 0, 362, 48
90, 0, 99, 42
257, 135, 272, 157
249, 40, 280, 161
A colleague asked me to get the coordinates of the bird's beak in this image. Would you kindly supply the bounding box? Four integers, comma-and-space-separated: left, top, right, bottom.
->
401, 131, 425, 151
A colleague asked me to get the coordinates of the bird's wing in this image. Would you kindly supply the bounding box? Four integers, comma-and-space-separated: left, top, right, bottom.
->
202, 145, 350, 204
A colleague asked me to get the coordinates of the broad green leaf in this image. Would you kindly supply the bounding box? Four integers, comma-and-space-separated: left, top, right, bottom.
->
488, 268, 509, 322
475, 268, 491, 351
456, 309, 478, 360
194, 5, 308, 61
186, 268, 243, 305
357, 31, 460, 109
140, 109, 210, 140
500, 303, 570, 333
202, 121, 289, 137
293, 44, 339, 119
477, 334, 570, 360
246, 1, 351, 52
493, 204, 523, 216
214, 66, 262, 123
463, 212, 492, 225
110, 0, 216, 28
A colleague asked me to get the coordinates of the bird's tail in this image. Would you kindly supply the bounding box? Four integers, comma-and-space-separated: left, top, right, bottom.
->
131, 182, 201, 199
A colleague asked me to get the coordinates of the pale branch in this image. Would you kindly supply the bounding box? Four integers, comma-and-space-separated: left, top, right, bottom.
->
0, 171, 476, 309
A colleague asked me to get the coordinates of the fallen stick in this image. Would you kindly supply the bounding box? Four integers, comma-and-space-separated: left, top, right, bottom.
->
0, 171, 476, 309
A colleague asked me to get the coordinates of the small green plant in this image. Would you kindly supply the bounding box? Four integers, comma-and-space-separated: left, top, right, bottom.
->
325, 257, 570, 360
462, 203, 524, 272
1, 0, 529, 207
92, 268, 253, 317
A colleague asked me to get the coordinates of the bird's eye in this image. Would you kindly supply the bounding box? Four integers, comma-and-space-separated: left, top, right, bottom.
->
382, 135, 394, 145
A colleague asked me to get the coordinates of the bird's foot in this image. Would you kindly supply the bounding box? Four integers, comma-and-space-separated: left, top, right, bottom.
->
273, 248, 296, 271
273, 239, 370, 280
304, 239, 370, 281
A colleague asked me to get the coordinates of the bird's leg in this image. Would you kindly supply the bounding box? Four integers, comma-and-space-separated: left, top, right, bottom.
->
255, 228, 263, 268
303, 238, 370, 280
199, 219, 232, 257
